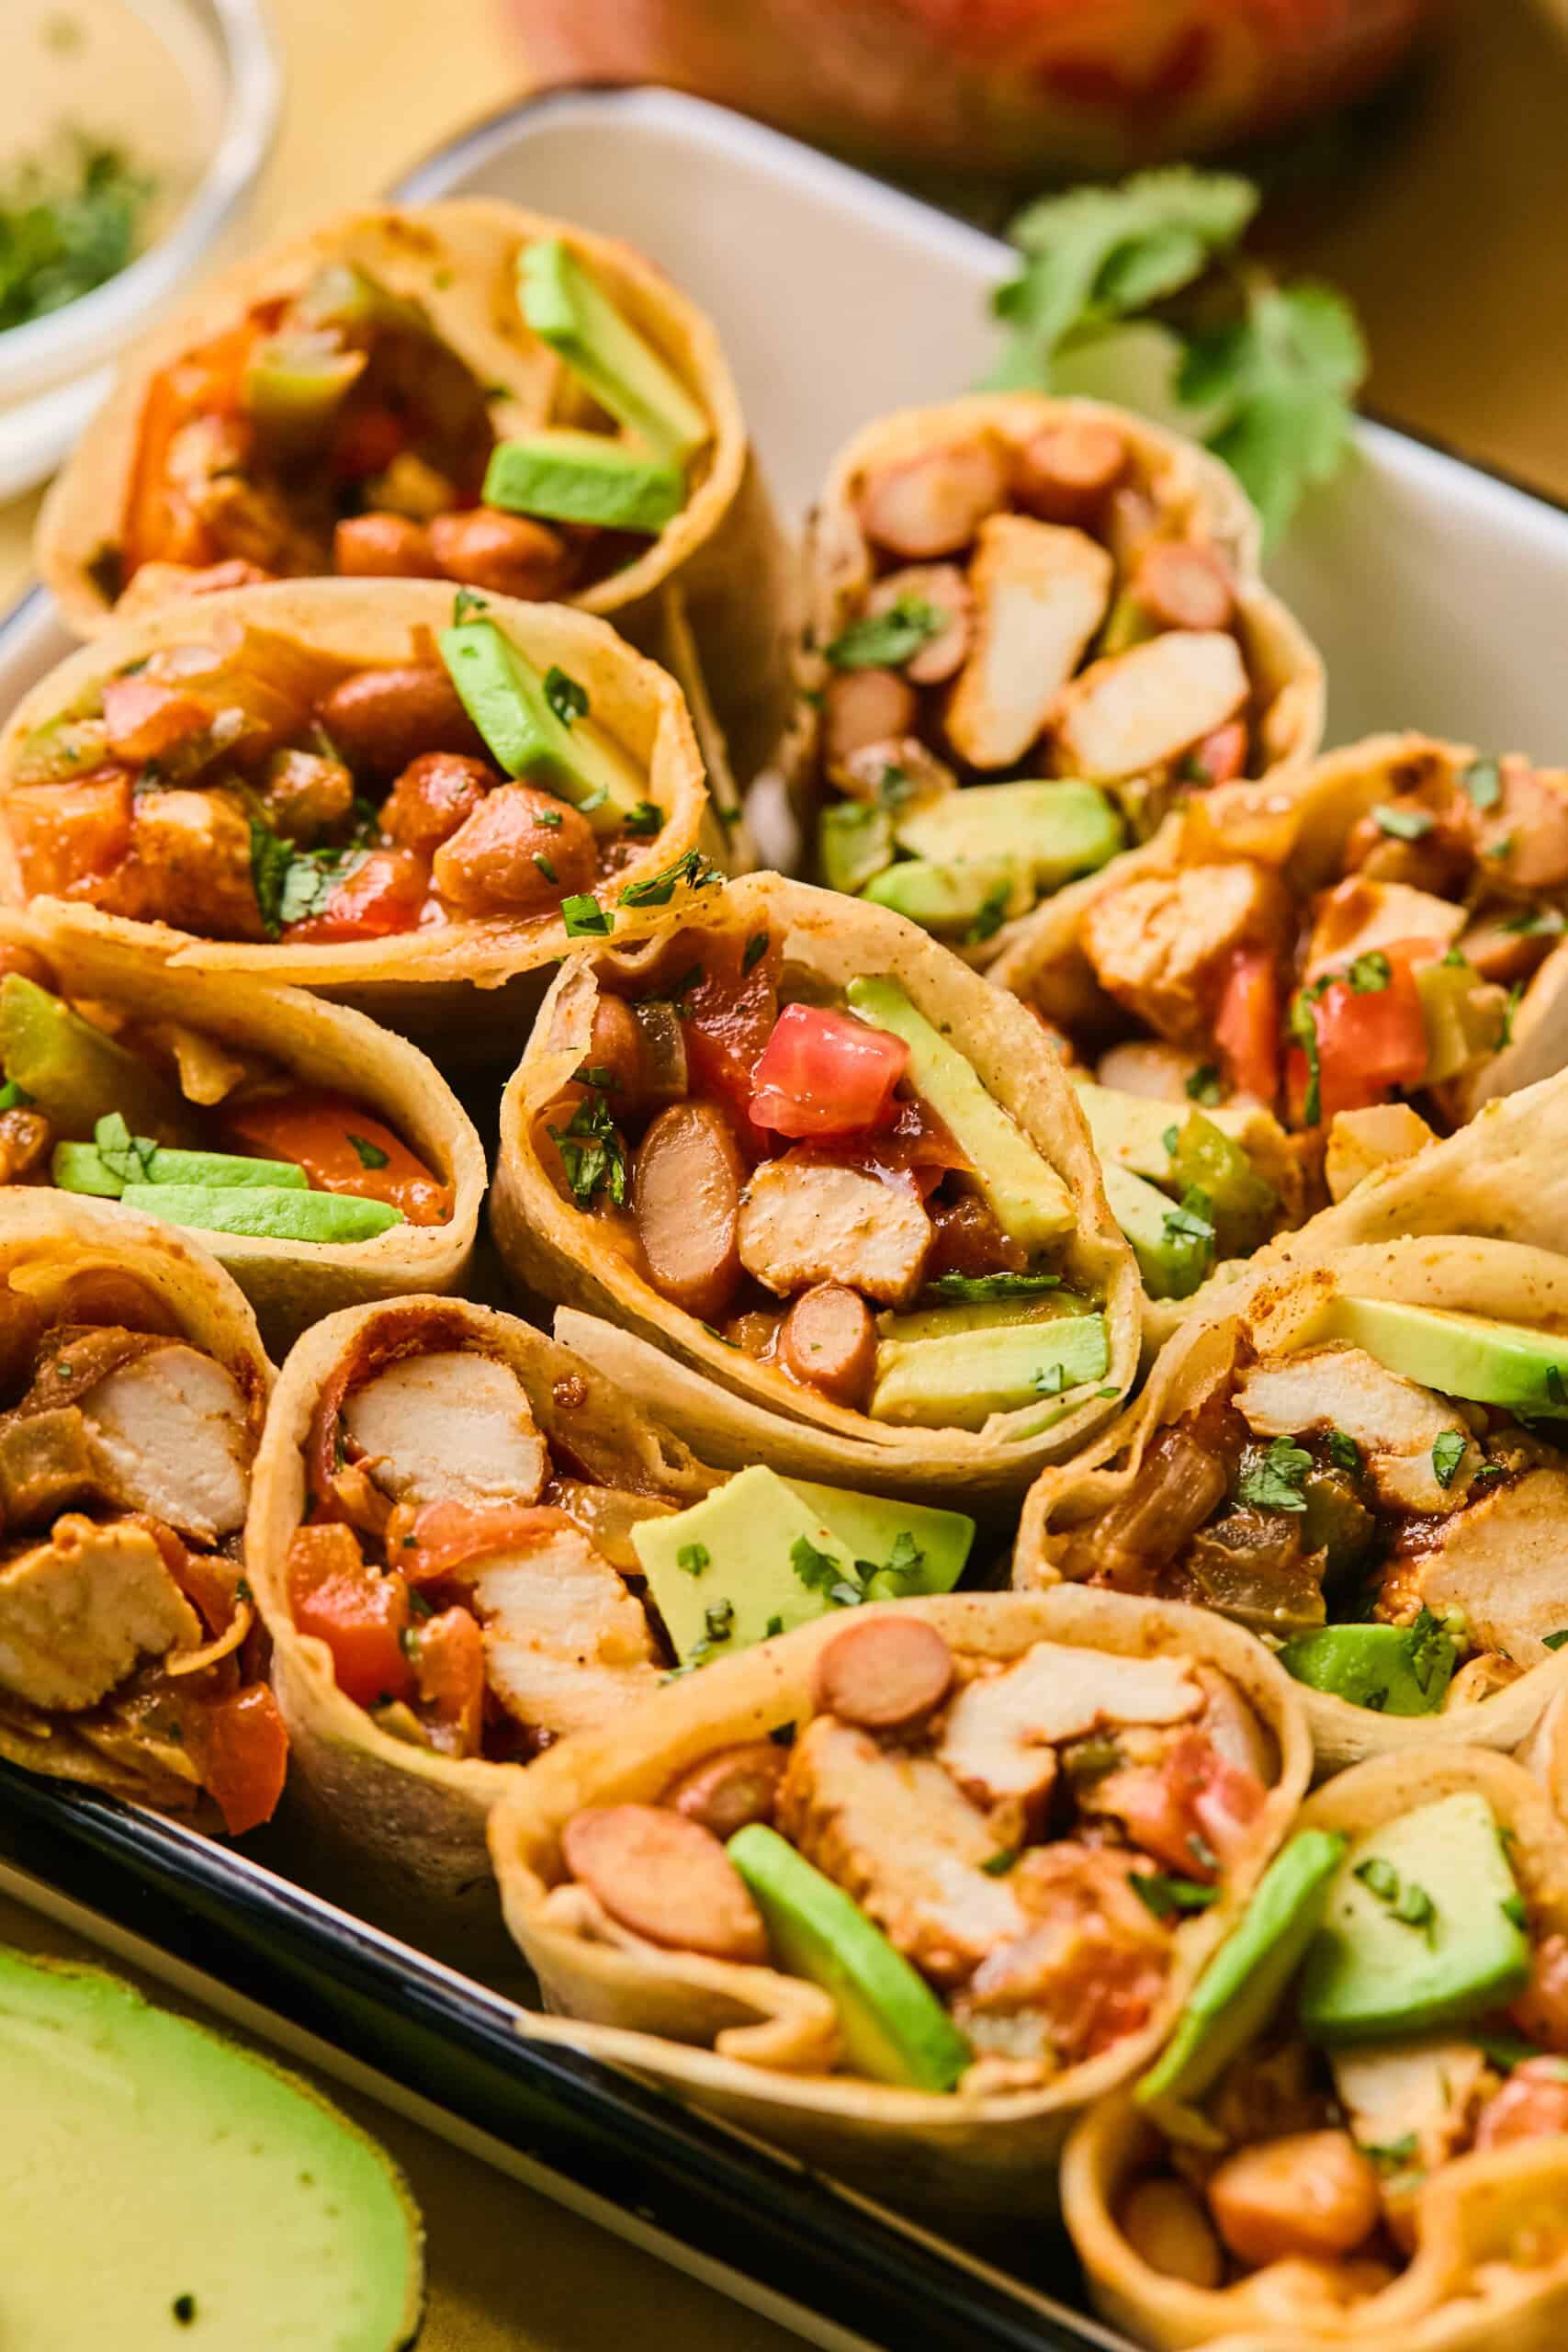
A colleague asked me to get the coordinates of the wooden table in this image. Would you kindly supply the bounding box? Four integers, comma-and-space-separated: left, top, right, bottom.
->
3, 3, 1567, 2345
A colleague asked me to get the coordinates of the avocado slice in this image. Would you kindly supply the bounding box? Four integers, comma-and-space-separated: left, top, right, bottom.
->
728, 1825, 972, 2091
862, 854, 1032, 934
119, 1183, 401, 1243
438, 616, 644, 832
894, 780, 1124, 892
53, 1143, 309, 1199
1279, 1622, 1457, 1716
870, 1312, 1109, 1429
1101, 1163, 1213, 1301
1137, 1829, 1347, 2135
518, 238, 709, 465
1299, 1792, 1531, 2044
880, 1293, 1077, 1345
1075, 1081, 1272, 1185
0, 1944, 423, 2349
1308, 1295, 1568, 1418
631, 1464, 971, 1666
846, 977, 1076, 1250
483, 429, 686, 533
818, 803, 895, 898
0, 974, 191, 1144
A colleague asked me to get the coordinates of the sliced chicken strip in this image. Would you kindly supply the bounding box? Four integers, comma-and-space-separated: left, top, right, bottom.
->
457, 1521, 660, 1741
1081, 863, 1289, 1051
1305, 876, 1465, 978
939, 1642, 1201, 1817
0, 1515, 199, 1712
1330, 2036, 1489, 2175
738, 1155, 931, 1307
944, 516, 1112, 770
1407, 1469, 1568, 1666
344, 1350, 548, 1513
1050, 630, 1248, 780
778, 1713, 1027, 1986
1235, 1347, 1478, 1514
80, 1344, 254, 1544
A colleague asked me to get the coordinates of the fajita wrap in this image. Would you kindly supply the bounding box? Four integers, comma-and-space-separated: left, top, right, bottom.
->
0, 579, 715, 1047
0, 908, 483, 1354
35, 198, 790, 784
483, 1586, 1313, 2211
490, 871, 1142, 1507
1016, 1234, 1568, 1770
987, 732, 1568, 1319
1063, 1747, 1568, 2351
784, 392, 1322, 955
0, 1189, 282, 1834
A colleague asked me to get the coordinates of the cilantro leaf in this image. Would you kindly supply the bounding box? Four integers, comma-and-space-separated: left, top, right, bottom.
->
561, 894, 611, 939
1431, 1430, 1467, 1489
964, 877, 1013, 946
1235, 1435, 1312, 1513
544, 665, 588, 727
617, 849, 719, 909
622, 800, 663, 837
824, 597, 944, 672
346, 1134, 389, 1170
1185, 1064, 1224, 1106
927, 1272, 1060, 1303
676, 1543, 708, 1577
249, 820, 292, 940
1190, 283, 1366, 545
1372, 802, 1435, 842
1130, 1872, 1221, 1920
547, 1092, 627, 1211
1462, 757, 1502, 810
1348, 950, 1392, 993
1326, 1430, 1361, 1475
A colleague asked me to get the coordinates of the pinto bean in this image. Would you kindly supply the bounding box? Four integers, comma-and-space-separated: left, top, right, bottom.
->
431, 784, 595, 917
430, 508, 574, 600
317, 662, 484, 777
777, 1283, 877, 1408
664, 1742, 786, 1840
381, 751, 493, 854
863, 565, 973, 684
1012, 420, 1126, 526
333, 513, 440, 579
824, 668, 918, 769
1206, 2132, 1381, 2268
632, 1101, 745, 1322
1134, 541, 1235, 634
561, 1804, 769, 1962
810, 1614, 954, 1734
1474, 2056, 1568, 2151
1119, 2177, 1224, 2289
857, 437, 1010, 559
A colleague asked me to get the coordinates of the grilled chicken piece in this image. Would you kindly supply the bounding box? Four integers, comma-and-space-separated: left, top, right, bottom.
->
1324, 1104, 1438, 1204
1081, 863, 1290, 1050
115, 788, 270, 942
1234, 1347, 1478, 1514
78, 1343, 254, 1544
0, 1406, 96, 1528
344, 1350, 549, 1513
953, 1843, 1169, 2068
1305, 876, 1466, 979
456, 1521, 660, 1740
738, 1154, 931, 1308
1329, 2035, 1490, 2175
944, 517, 1112, 769
1405, 1469, 1568, 1666
0, 1515, 199, 1712
1049, 630, 1248, 780
778, 1714, 1026, 1986
939, 1642, 1201, 1826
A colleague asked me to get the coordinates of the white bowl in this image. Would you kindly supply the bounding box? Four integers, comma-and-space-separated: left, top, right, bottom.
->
0, 0, 281, 500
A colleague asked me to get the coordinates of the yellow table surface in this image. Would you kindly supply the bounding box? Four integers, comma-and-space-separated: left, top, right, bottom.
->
3, 2, 1568, 2344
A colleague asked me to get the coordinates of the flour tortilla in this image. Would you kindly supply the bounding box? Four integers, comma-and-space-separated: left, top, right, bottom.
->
0, 1189, 272, 1811
1063, 1746, 1568, 2352
244, 1294, 718, 1957
1016, 1234, 1568, 1770
484, 1585, 1313, 2213
490, 870, 1142, 1508
0, 579, 711, 1049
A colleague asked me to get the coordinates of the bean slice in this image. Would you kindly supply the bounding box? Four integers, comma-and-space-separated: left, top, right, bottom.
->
633, 1101, 746, 1322
777, 1283, 877, 1409
810, 1615, 953, 1734
561, 1804, 768, 1962
664, 1742, 786, 1841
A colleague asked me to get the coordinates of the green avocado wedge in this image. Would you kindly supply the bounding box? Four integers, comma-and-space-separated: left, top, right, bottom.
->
437, 616, 644, 831
892, 779, 1124, 893
1309, 1295, 1568, 1418
483, 430, 686, 533
518, 238, 709, 464
870, 1312, 1110, 1430
1279, 1621, 1457, 1716
0, 1944, 423, 2350
0, 974, 192, 1144
53, 1142, 309, 1199
728, 1825, 972, 2092
118, 1183, 401, 1243
1100, 1163, 1213, 1302
1137, 1830, 1347, 2139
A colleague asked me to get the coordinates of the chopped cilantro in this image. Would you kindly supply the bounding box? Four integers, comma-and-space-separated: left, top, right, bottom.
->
544, 665, 589, 727
1462, 757, 1502, 810
1325, 1430, 1361, 1475
1185, 1063, 1224, 1105
980, 1849, 1019, 1878
536, 807, 563, 829
546, 1092, 627, 1210
790, 1534, 842, 1595
534, 853, 558, 883
1288, 978, 1328, 1126
1130, 1872, 1221, 1920
451, 588, 489, 624
764, 1615, 784, 1639
1034, 1362, 1068, 1397
1235, 1434, 1312, 1513
1355, 1856, 1399, 1903
1543, 1629, 1568, 1651
1502, 1892, 1529, 1928
1360, 2133, 1417, 2171
347, 1133, 389, 1170
964, 878, 1013, 946
677, 1544, 709, 1577
561, 894, 612, 938
1372, 803, 1435, 841
617, 849, 719, 909
623, 799, 663, 837
1431, 1430, 1467, 1488
742, 931, 770, 973
1162, 1189, 1215, 1245
1348, 949, 1392, 993
824, 597, 943, 672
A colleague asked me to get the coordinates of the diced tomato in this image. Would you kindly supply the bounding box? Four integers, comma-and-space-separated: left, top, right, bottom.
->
6, 771, 134, 899
829, 1092, 970, 1197
1474, 2057, 1568, 2153
412, 1605, 486, 1754
681, 933, 780, 1149
101, 675, 214, 764
287, 1523, 413, 1708
222, 1088, 452, 1225
123, 322, 261, 573
397, 1499, 572, 1585
333, 404, 410, 483
1101, 1731, 1266, 1882
201, 1684, 289, 1836
1288, 952, 1428, 1125
1213, 944, 1280, 1105
749, 1003, 908, 1139
283, 847, 430, 944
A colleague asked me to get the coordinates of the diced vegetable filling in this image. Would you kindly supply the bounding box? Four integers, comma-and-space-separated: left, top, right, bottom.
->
0, 959, 447, 1246
534, 922, 1109, 1425
7, 604, 682, 944
813, 415, 1269, 935
109, 243, 707, 607
0, 1269, 282, 1835
550, 1615, 1273, 2093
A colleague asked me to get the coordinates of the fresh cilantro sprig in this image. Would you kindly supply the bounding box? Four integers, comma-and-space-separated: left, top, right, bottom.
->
547, 1092, 627, 1211
986, 165, 1367, 544
824, 597, 944, 673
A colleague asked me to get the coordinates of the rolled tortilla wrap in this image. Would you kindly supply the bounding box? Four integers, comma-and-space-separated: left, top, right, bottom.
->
1017, 1234, 1568, 1770
483, 1586, 1312, 2212
0, 1189, 277, 1828
244, 1293, 722, 1951
36, 198, 788, 784
0, 580, 713, 1049
0, 908, 483, 1354
491, 871, 1142, 1507
1063, 1747, 1568, 2352
784, 392, 1322, 953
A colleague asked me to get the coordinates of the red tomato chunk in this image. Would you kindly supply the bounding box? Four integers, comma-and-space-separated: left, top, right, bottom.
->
750, 1004, 908, 1139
